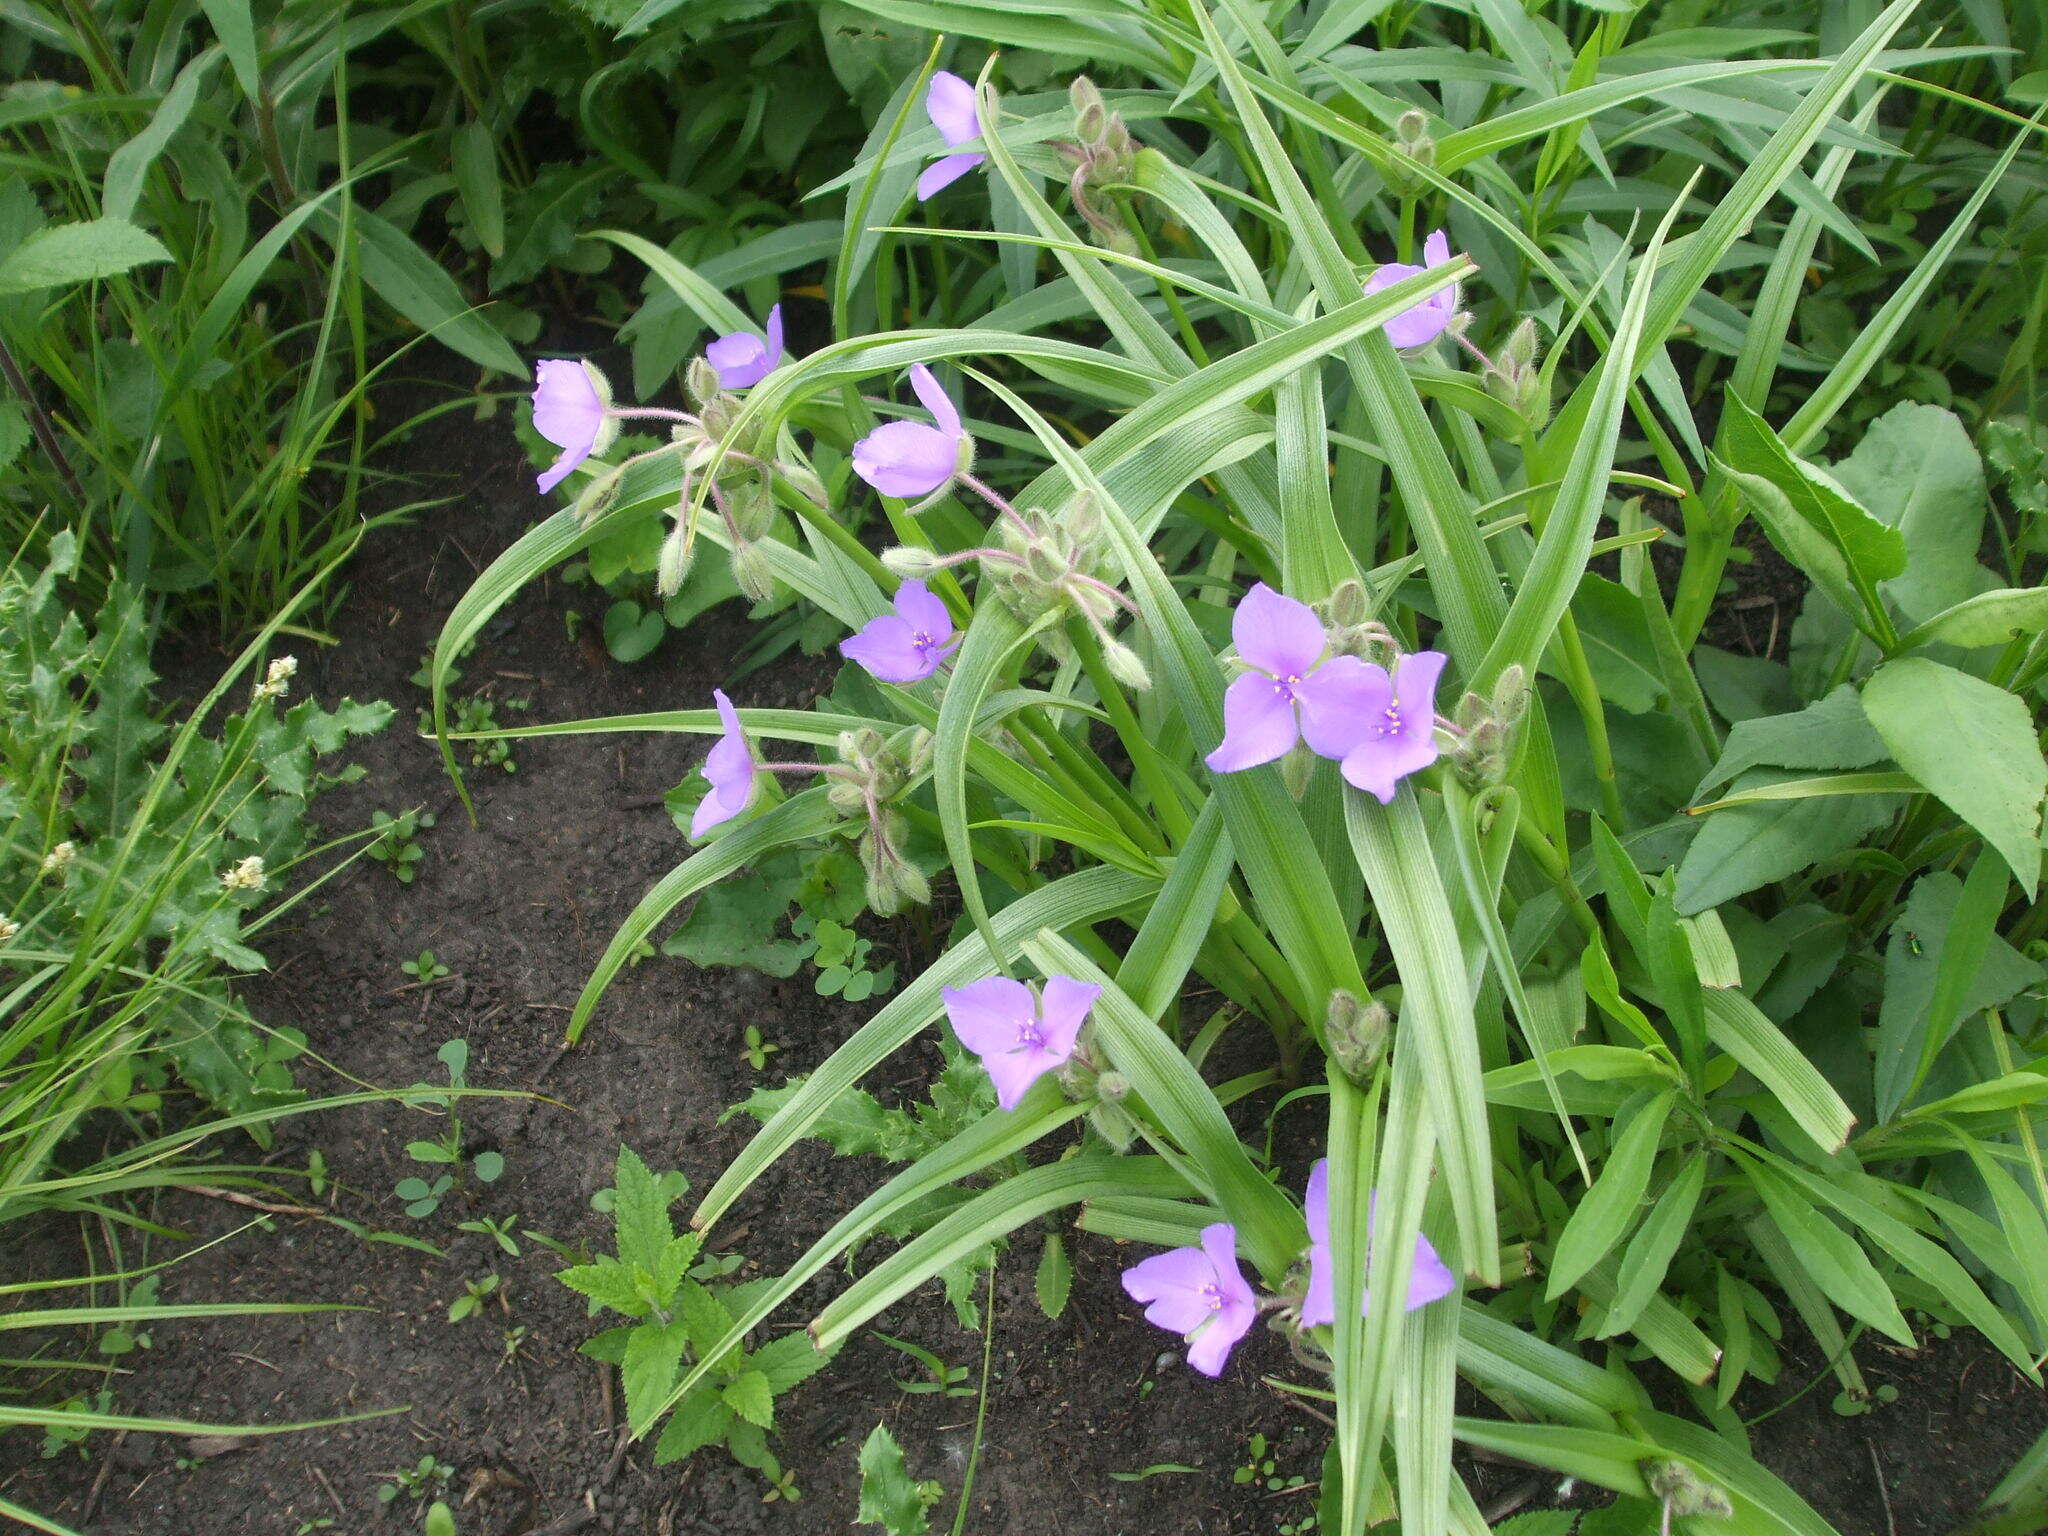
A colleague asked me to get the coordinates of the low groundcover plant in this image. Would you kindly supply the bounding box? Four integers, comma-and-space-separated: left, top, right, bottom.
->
432, 6, 2048, 1530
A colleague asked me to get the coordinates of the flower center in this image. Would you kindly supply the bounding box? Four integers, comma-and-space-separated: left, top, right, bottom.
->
1370, 703, 1405, 738
1198, 1280, 1225, 1311
913, 630, 937, 651
1271, 672, 1303, 702
1016, 1018, 1045, 1050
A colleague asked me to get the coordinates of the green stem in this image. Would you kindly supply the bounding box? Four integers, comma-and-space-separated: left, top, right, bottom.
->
1067, 619, 1191, 845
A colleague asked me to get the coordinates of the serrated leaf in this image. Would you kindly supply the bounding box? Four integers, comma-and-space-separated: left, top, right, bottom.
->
661, 865, 806, 976
653, 1384, 731, 1465
727, 1079, 919, 1158
1863, 657, 2046, 896
0, 218, 172, 293
557, 1258, 649, 1317
721, 1368, 774, 1429
675, 1280, 741, 1371
750, 1331, 832, 1393
612, 1144, 678, 1274
491, 164, 608, 292
856, 1424, 933, 1536
1035, 1231, 1072, 1320
622, 1318, 692, 1433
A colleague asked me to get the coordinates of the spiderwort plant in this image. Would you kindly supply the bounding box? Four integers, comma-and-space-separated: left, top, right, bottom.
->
916, 71, 986, 201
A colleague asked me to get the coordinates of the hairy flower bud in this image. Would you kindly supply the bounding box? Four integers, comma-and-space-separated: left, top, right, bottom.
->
881, 545, 940, 579
1095, 1069, 1130, 1103
1089, 1096, 1139, 1153
657, 520, 695, 597
1491, 663, 1528, 724
1484, 319, 1551, 430
572, 462, 626, 526
1647, 1461, 1734, 1520
776, 457, 828, 509
728, 477, 778, 543
1023, 540, 1069, 587
903, 727, 935, 778
1322, 578, 1369, 630
1064, 491, 1103, 551
684, 356, 722, 411
1326, 992, 1390, 1084
827, 776, 868, 815
1101, 637, 1152, 693
729, 540, 776, 603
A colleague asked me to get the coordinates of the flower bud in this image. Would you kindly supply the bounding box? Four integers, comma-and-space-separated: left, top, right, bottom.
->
1646, 1461, 1733, 1520
776, 458, 828, 509
1089, 1096, 1139, 1153
827, 776, 868, 815
684, 356, 722, 410
1491, 664, 1527, 724
881, 545, 940, 579
220, 855, 267, 892
572, 462, 626, 525
1023, 541, 1069, 587
729, 540, 776, 603
903, 728, 935, 778
1064, 491, 1103, 549
1095, 1069, 1129, 1103
728, 477, 778, 543
1322, 578, 1369, 629
699, 393, 737, 442
1393, 108, 1436, 172
40, 840, 76, 877
1101, 638, 1152, 692
1071, 76, 1108, 143
1326, 993, 1390, 1085
657, 520, 695, 597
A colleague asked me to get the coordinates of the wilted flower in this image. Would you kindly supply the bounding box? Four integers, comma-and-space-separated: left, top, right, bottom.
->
254, 654, 298, 702
840, 580, 959, 683
0, 916, 18, 943
918, 71, 987, 201
1205, 583, 1380, 774
705, 304, 785, 390
1300, 1160, 1455, 1327
1122, 1222, 1258, 1377
220, 856, 267, 892
692, 690, 757, 838
40, 841, 75, 877
1336, 650, 1447, 804
1362, 230, 1462, 351
940, 974, 1099, 1110
531, 359, 619, 494
852, 364, 968, 499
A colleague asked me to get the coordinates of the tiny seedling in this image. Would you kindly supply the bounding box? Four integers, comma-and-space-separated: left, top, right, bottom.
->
499, 1325, 529, 1364
872, 1332, 974, 1397
396, 1039, 504, 1217
452, 695, 526, 773
448, 1272, 501, 1323
739, 1024, 780, 1071
402, 949, 452, 983
1233, 1432, 1277, 1486
378, 1453, 454, 1504
458, 1214, 523, 1256
368, 808, 434, 884
425, 1500, 458, 1536
293, 1520, 336, 1535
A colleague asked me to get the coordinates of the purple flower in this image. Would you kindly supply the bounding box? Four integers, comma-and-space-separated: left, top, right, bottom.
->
917, 71, 986, 201
1204, 583, 1381, 774
840, 579, 958, 683
692, 690, 757, 838
852, 364, 966, 499
941, 974, 1098, 1110
531, 359, 616, 494
1301, 1160, 1456, 1327
1121, 1223, 1258, 1377
1362, 230, 1462, 351
1336, 650, 1447, 804
705, 304, 785, 390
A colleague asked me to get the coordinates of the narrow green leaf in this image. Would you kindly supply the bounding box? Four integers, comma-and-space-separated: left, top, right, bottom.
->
1548, 1093, 1674, 1298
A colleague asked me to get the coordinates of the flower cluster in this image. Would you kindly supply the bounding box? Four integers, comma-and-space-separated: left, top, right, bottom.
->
219, 855, 267, 893
1207, 582, 1448, 803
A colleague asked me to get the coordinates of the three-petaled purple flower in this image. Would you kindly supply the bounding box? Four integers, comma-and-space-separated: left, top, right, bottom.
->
1300, 1160, 1456, 1327
705, 304, 785, 390
1362, 230, 1462, 351
1121, 1223, 1258, 1377
852, 364, 966, 499
692, 690, 757, 838
531, 359, 617, 494
1204, 583, 1380, 773
917, 71, 986, 201
941, 974, 1098, 1110
1337, 651, 1447, 804
840, 579, 958, 683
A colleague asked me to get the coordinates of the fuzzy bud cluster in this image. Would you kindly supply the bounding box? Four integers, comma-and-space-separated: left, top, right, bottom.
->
986, 495, 1147, 687
1325, 990, 1391, 1084
1060, 78, 1143, 254
39, 840, 75, 878
1646, 1461, 1734, 1520
1384, 109, 1437, 196
832, 727, 933, 916
1481, 318, 1551, 430
1315, 579, 1399, 664
1445, 664, 1528, 789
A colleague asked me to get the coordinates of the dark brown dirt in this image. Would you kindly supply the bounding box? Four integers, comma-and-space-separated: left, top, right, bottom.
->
4, 382, 2043, 1536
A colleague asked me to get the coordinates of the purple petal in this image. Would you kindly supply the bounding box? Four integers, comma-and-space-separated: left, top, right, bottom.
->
1340, 728, 1439, 804
1186, 1300, 1255, 1377
1232, 583, 1326, 679
893, 578, 952, 642
916, 151, 985, 201
1200, 1223, 1254, 1312
1204, 671, 1300, 773
942, 976, 1036, 1057
852, 420, 957, 498
692, 690, 756, 837
926, 71, 982, 148
1423, 229, 1450, 268
1394, 649, 1448, 720
537, 444, 590, 496
909, 363, 963, 441
1302, 1244, 1335, 1328
840, 615, 938, 683
764, 303, 784, 366
1293, 654, 1389, 762
1121, 1246, 1220, 1335
1363, 259, 1456, 350
705, 331, 769, 390
532, 360, 605, 450
1305, 1159, 1330, 1246
1035, 976, 1100, 1060
984, 1045, 1062, 1111
1405, 1231, 1457, 1311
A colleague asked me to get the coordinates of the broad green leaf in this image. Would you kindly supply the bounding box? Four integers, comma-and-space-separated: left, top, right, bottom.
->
1548, 1092, 1673, 1298
451, 121, 506, 259
0, 218, 171, 294
1675, 768, 1903, 913
1832, 403, 1990, 628
1897, 586, 2048, 651
1695, 686, 1888, 797
1863, 657, 2046, 895
622, 1317, 691, 1433
1035, 1232, 1071, 1320
1702, 988, 1855, 1152
721, 1369, 774, 1429
315, 207, 524, 376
